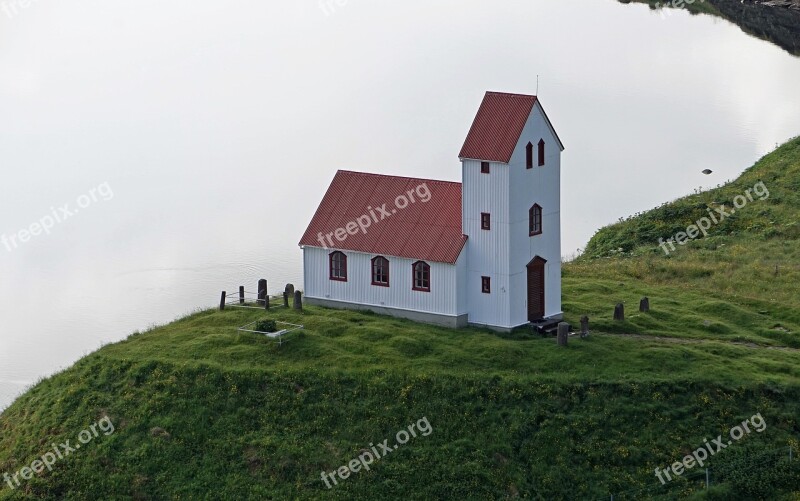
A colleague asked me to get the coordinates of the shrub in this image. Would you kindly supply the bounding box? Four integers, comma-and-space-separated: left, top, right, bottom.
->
254, 320, 277, 333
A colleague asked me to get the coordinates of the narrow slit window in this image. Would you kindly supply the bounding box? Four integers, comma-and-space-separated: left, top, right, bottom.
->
538, 139, 545, 166
526, 142, 533, 169
481, 276, 491, 294
481, 161, 490, 174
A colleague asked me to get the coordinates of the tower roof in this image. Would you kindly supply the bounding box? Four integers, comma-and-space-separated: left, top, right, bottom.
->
458, 91, 564, 163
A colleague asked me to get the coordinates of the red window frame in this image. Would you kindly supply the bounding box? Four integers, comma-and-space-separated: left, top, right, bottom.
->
529, 204, 543, 236
481, 276, 491, 294
480, 161, 490, 174
329, 251, 347, 281
371, 256, 390, 287
412, 261, 431, 292
481, 212, 491, 230
526, 142, 533, 169
538, 139, 545, 166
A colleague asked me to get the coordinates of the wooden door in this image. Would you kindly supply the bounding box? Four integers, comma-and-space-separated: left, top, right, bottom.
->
527, 257, 546, 321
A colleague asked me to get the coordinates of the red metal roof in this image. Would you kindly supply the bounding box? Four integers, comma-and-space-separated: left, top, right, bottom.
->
299, 171, 467, 264
458, 91, 538, 163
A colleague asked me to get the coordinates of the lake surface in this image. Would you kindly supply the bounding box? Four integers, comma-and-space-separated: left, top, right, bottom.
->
1, 0, 799, 411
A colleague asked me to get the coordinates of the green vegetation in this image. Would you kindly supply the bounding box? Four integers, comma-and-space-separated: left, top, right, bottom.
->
577, 137, 800, 350
1, 139, 800, 499
254, 319, 277, 333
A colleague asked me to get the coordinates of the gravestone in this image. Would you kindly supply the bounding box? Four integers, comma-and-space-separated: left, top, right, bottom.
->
614, 303, 625, 321
557, 322, 569, 347
580, 315, 589, 338
258, 279, 267, 305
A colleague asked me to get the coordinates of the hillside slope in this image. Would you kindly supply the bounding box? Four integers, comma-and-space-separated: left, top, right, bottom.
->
1, 140, 800, 500
571, 137, 800, 350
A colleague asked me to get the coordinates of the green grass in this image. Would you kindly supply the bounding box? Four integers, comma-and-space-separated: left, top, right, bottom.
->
2, 139, 800, 499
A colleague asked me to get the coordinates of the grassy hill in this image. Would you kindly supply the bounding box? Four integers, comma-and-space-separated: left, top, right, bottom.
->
1, 139, 800, 499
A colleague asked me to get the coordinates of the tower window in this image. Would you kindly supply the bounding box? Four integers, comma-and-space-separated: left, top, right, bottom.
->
526, 142, 533, 169
481, 212, 491, 230
371, 256, 390, 287
529, 204, 543, 236
329, 251, 347, 281
538, 139, 545, 166
481, 276, 491, 294
481, 161, 490, 174
412, 261, 431, 292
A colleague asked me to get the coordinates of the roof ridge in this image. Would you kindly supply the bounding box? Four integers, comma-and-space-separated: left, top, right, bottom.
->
336, 170, 461, 186
485, 91, 537, 100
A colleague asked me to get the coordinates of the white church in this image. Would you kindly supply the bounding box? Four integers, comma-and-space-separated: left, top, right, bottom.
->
299, 91, 563, 331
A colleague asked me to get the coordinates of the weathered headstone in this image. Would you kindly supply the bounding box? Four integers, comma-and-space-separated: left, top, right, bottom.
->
264, 294, 270, 310
285, 283, 295, 295
557, 322, 569, 346
639, 297, 650, 312
258, 279, 267, 305
614, 303, 625, 321
283, 291, 289, 308
293, 290, 303, 310
580, 315, 589, 338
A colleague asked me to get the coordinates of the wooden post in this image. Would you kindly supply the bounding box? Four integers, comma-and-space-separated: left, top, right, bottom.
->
264, 294, 270, 310
639, 297, 650, 312
219, 291, 226, 311
614, 303, 624, 321
239, 286, 245, 305
283, 291, 289, 308
557, 322, 569, 347
258, 279, 267, 305
580, 315, 589, 338
294, 290, 303, 310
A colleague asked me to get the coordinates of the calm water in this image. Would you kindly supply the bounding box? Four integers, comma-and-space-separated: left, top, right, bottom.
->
1, 0, 799, 411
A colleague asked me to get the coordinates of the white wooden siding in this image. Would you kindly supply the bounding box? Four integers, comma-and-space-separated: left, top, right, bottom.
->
302, 247, 465, 316
462, 101, 562, 328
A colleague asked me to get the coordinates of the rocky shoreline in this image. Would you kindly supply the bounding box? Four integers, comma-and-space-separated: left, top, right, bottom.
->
621, 0, 800, 55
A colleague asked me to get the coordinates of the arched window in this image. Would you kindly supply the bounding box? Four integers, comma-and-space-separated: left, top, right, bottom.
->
538, 139, 545, 166
529, 204, 543, 236
329, 251, 347, 281
412, 261, 431, 292
371, 256, 390, 287
526, 142, 533, 169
